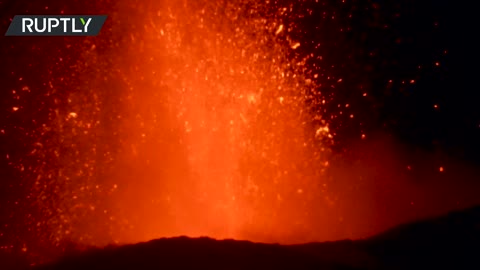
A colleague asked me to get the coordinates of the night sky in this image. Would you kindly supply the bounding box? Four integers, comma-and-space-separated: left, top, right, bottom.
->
0, 0, 479, 266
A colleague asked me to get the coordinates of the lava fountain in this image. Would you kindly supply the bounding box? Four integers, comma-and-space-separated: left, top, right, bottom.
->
26, 0, 334, 249
6, 1, 480, 267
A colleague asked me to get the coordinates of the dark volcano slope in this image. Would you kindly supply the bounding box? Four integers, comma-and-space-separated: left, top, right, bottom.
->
35, 206, 480, 270
358, 206, 480, 269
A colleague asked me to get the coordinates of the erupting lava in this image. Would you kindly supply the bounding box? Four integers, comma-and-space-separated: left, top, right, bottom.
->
25, 0, 334, 248
6, 1, 480, 266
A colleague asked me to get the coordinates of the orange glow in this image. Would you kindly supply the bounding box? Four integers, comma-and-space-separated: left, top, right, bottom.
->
30, 0, 334, 247
104, 1, 333, 245
6, 4, 480, 270
20, 2, 480, 257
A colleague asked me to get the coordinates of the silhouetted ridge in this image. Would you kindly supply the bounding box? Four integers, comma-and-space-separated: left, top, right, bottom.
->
33, 206, 480, 270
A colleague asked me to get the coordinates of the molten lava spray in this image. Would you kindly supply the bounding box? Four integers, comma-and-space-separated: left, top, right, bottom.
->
25, 0, 334, 248
6, 1, 480, 266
